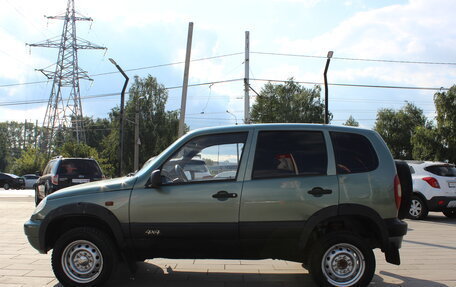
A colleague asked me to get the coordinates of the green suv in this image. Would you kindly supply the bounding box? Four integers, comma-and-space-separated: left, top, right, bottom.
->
24, 124, 410, 287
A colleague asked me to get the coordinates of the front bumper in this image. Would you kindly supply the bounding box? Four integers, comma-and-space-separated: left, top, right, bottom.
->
23, 219, 46, 254
427, 196, 456, 211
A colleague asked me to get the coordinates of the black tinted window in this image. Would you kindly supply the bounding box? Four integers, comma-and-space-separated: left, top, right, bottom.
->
331, 132, 378, 174
58, 159, 102, 178
425, 165, 456, 177
252, 131, 327, 179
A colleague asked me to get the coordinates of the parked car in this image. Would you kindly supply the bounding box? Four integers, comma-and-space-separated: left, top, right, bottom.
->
407, 161, 456, 219
0, 172, 25, 190
22, 174, 39, 189
162, 159, 212, 180
24, 124, 411, 287
34, 156, 104, 205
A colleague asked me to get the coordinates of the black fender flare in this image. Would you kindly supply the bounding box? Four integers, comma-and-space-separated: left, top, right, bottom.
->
299, 204, 389, 252
39, 202, 126, 252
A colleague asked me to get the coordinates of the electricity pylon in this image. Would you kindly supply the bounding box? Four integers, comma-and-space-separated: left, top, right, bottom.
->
27, 0, 106, 155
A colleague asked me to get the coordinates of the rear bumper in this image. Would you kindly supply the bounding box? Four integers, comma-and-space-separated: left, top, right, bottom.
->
427, 196, 456, 211
384, 218, 407, 265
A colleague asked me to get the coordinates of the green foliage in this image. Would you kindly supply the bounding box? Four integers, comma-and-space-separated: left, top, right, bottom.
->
250, 79, 330, 124
374, 102, 427, 159
343, 115, 359, 127
434, 86, 456, 163
100, 75, 180, 175
411, 126, 442, 161
9, 148, 46, 175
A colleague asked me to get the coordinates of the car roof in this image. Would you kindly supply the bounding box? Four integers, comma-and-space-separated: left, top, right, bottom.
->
406, 160, 453, 167
184, 123, 374, 138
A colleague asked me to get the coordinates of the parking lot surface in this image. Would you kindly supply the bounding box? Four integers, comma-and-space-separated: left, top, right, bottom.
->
0, 192, 455, 287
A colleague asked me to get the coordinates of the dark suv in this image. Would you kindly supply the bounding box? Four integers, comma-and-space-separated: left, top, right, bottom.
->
34, 157, 103, 205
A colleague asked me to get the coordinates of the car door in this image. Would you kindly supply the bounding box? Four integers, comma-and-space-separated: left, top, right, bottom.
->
37, 160, 56, 197
239, 129, 339, 260
129, 131, 251, 259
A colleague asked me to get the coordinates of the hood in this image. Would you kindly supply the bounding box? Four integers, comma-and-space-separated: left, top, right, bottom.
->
47, 176, 137, 200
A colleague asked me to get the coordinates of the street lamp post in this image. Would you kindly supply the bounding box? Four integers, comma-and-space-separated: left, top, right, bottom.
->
226, 110, 238, 125
323, 51, 333, 125
109, 58, 129, 177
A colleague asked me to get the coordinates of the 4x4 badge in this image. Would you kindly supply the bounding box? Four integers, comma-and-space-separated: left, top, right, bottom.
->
145, 229, 160, 236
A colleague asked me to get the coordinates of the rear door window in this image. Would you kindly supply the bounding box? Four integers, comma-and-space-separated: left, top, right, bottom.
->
252, 131, 327, 179
425, 165, 456, 177
330, 132, 378, 174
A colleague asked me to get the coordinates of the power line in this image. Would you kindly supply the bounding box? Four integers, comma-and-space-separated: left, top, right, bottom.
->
0, 53, 244, 88
251, 78, 450, 91
251, 51, 456, 66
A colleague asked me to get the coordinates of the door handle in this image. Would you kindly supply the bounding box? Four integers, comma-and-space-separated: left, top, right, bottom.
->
307, 187, 332, 197
212, 190, 238, 199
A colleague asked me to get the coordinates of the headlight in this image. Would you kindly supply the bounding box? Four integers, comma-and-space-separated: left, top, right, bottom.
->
33, 197, 47, 215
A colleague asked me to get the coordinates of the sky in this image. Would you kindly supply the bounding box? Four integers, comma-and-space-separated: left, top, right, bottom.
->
0, 0, 455, 131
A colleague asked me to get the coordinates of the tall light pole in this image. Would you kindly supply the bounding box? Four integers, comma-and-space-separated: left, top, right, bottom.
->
323, 51, 333, 125
178, 22, 194, 137
109, 58, 129, 176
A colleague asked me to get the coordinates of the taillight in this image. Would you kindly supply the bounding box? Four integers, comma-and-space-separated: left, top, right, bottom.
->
422, 177, 440, 189
394, 175, 402, 210
51, 175, 59, 185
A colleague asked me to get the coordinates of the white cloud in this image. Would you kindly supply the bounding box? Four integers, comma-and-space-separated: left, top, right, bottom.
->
0, 105, 46, 123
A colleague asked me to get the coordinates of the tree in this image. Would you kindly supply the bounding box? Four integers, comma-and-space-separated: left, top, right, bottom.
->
374, 102, 427, 159
0, 123, 10, 171
9, 148, 46, 175
411, 126, 442, 161
434, 86, 456, 163
343, 115, 359, 127
101, 75, 180, 175
250, 79, 330, 124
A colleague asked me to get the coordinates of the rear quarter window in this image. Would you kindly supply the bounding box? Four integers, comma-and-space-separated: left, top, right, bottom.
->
424, 165, 456, 177
330, 132, 379, 174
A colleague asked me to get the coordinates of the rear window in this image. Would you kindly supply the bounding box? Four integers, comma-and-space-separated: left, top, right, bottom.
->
331, 132, 379, 174
252, 131, 327, 179
58, 159, 102, 178
425, 165, 456, 177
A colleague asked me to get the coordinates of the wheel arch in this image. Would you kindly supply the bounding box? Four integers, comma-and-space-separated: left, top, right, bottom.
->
299, 204, 389, 261
39, 203, 126, 253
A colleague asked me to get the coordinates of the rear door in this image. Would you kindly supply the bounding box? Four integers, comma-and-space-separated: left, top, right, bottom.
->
239, 129, 339, 259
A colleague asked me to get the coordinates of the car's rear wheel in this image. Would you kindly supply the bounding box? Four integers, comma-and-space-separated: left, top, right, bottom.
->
309, 232, 375, 287
52, 227, 117, 287
3, 183, 10, 190
443, 210, 456, 218
408, 195, 428, 220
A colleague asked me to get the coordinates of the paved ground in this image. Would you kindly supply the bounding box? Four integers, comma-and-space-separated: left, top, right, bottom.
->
0, 192, 455, 287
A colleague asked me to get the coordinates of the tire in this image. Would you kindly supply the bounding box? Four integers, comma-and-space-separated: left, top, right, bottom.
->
408, 195, 428, 220
443, 210, 456, 218
309, 232, 375, 287
395, 160, 413, 220
52, 227, 117, 287
3, 183, 10, 190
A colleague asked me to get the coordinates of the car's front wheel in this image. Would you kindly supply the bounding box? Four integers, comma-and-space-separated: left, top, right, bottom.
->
3, 183, 10, 190
443, 210, 456, 218
408, 195, 428, 220
309, 232, 375, 287
52, 227, 117, 287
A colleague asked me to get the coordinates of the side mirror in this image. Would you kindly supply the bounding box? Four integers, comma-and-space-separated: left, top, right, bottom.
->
35, 171, 42, 176
147, 169, 161, 188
